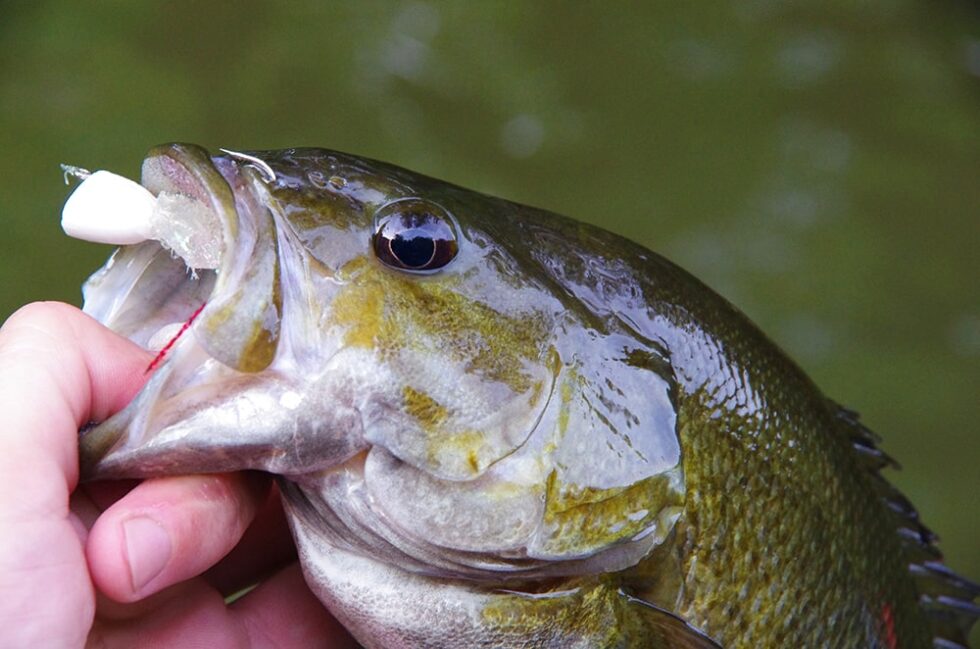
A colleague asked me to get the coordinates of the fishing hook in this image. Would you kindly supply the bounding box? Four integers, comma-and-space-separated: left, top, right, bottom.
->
60, 163, 92, 185
219, 148, 277, 183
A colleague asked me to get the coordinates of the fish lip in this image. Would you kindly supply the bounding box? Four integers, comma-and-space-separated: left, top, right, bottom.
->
142, 142, 245, 284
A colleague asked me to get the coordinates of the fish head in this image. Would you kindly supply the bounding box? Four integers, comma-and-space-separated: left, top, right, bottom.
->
80, 145, 687, 633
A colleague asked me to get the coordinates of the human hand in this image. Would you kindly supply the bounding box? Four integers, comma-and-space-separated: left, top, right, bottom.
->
0, 302, 357, 648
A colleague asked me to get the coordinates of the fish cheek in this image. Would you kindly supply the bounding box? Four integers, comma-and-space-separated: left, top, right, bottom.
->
362, 366, 550, 481
328, 266, 556, 480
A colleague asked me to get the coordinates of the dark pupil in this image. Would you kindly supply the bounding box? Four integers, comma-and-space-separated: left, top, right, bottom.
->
390, 232, 435, 268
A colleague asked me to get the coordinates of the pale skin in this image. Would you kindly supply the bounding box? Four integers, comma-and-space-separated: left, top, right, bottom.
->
0, 302, 358, 648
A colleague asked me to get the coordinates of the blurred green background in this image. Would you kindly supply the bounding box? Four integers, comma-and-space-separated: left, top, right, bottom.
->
1, 0, 977, 639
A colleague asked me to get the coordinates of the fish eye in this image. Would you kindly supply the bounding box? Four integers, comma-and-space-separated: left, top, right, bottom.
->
372, 199, 459, 272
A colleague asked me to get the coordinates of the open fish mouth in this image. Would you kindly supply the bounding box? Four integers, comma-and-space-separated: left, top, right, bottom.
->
73, 144, 364, 479
74, 144, 282, 368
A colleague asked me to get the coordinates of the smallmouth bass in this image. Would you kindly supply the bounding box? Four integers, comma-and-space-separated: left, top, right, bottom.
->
73, 144, 978, 648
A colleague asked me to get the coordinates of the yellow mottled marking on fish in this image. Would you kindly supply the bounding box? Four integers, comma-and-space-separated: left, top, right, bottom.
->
201, 294, 280, 372
403, 386, 449, 429
538, 469, 684, 556
557, 378, 574, 437
426, 429, 488, 476
400, 386, 491, 475
328, 260, 548, 393
480, 579, 662, 645
331, 277, 383, 348
553, 364, 588, 440
480, 581, 606, 638
526, 379, 544, 409
240, 322, 278, 372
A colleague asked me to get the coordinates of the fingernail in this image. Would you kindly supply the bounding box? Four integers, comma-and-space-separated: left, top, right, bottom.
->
122, 516, 171, 593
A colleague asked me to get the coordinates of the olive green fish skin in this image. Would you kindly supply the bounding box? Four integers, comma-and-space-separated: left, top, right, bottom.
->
78, 145, 975, 648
